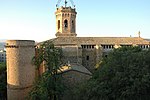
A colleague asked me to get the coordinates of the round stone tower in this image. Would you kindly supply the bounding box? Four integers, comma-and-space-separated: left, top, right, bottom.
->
6, 40, 35, 100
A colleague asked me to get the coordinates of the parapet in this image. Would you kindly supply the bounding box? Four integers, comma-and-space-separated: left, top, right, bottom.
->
55, 6, 77, 14
6, 40, 35, 48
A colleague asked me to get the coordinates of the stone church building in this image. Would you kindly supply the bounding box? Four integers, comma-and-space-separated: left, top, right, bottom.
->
44, 5, 150, 73
5, 1, 150, 100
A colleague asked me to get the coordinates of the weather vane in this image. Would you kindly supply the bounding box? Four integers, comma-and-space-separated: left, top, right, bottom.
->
65, 0, 67, 7
56, 0, 75, 8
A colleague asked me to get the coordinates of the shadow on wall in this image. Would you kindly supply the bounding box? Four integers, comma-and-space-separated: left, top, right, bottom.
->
7, 83, 32, 100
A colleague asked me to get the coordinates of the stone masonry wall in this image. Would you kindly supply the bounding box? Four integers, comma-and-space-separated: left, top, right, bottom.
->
61, 45, 82, 64
82, 48, 96, 72
62, 70, 91, 100
6, 40, 35, 100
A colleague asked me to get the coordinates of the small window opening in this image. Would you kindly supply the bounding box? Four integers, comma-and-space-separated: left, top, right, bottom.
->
64, 19, 68, 28
58, 20, 60, 30
72, 20, 74, 28
86, 56, 89, 60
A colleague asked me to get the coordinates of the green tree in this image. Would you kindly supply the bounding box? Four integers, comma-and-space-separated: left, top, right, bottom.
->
75, 47, 150, 100
28, 41, 65, 100
0, 62, 7, 99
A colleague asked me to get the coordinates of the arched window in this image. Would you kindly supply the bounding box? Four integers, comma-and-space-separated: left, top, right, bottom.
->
72, 20, 74, 28
64, 19, 68, 28
72, 20, 75, 32
58, 20, 60, 30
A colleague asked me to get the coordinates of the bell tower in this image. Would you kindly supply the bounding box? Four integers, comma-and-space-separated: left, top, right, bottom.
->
55, 0, 77, 37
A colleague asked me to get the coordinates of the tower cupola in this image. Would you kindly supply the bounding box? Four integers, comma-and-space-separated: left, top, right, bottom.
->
55, 0, 77, 37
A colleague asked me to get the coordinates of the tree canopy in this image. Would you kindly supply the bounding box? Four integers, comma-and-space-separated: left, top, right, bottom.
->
0, 62, 7, 99
75, 47, 150, 100
28, 41, 65, 100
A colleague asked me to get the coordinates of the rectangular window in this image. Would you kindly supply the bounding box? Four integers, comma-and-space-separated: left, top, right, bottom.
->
86, 56, 89, 60
58, 20, 60, 30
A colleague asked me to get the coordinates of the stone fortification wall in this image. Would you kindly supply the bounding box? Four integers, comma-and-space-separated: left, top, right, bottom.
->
6, 40, 35, 100
62, 45, 82, 64
81, 45, 103, 72
82, 48, 96, 72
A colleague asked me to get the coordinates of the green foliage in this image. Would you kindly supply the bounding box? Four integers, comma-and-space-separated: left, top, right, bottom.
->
75, 47, 150, 100
32, 41, 62, 71
28, 72, 65, 100
28, 41, 65, 100
0, 62, 7, 99
0, 62, 6, 74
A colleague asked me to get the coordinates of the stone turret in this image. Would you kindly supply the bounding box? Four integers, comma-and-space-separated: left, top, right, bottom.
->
6, 40, 35, 100
55, 6, 77, 37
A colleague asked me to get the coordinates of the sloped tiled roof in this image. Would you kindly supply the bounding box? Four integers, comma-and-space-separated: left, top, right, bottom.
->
58, 63, 92, 75
47, 37, 150, 45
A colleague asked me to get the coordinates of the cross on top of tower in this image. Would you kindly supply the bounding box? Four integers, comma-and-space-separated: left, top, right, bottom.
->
56, 0, 75, 8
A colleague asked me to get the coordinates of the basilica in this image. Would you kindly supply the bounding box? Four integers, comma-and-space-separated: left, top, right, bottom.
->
40, 5, 150, 74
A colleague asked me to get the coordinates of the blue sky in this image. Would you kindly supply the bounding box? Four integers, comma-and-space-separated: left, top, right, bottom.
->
0, 0, 150, 42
